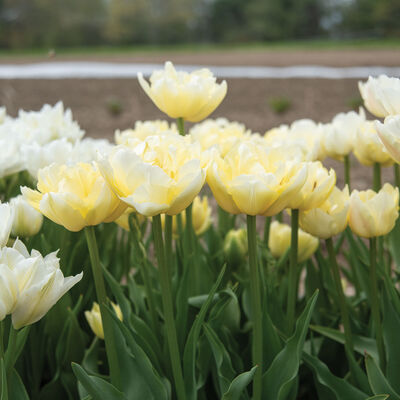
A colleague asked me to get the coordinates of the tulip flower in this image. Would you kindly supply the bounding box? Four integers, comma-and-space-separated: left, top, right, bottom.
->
223, 228, 248, 267
286, 161, 336, 211
359, 75, 400, 118
0, 202, 13, 247
353, 121, 394, 167
349, 183, 399, 238
138, 61, 227, 122
375, 115, 400, 164
207, 142, 308, 216
21, 162, 126, 232
299, 186, 350, 239
0, 239, 83, 328
189, 118, 252, 157
166, 196, 212, 236
268, 221, 319, 263
98, 135, 205, 217
115, 120, 177, 145
321, 109, 365, 160
10, 195, 43, 238
85, 302, 123, 340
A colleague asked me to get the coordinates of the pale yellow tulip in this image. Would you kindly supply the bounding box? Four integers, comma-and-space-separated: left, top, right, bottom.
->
138, 61, 227, 122
299, 186, 349, 239
268, 221, 319, 263
375, 115, 400, 164
21, 162, 126, 232
349, 183, 399, 238
85, 302, 123, 340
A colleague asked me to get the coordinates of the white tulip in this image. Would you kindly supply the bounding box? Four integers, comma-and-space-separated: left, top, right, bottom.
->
10, 195, 43, 238
0, 203, 13, 247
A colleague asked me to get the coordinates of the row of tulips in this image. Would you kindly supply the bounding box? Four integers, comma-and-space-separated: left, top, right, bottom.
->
1, 62, 400, 399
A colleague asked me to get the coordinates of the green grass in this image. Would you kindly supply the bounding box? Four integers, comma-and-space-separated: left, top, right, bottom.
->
0, 38, 399, 59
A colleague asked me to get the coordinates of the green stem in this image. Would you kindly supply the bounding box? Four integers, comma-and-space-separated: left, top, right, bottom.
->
5, 323, 17, 378
344, 154, 351, 190
263, 216, 271, 247
0, 321, 3, 358
164, 214, 173, 281
373, 163, 381, 192
369, 237, 386, 371
394, 164, 400, 192
85, 227, 120, 388
287, 209, 299, 333
152, 215, 186, 400
177, 117, 185, 136
326, 238, 354, 353
246, 215, 263, 400
276, 211, 283, 223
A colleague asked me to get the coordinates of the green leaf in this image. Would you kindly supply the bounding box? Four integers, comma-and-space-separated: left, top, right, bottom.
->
366, 396, 390, 400
262, 290, 319, 400
203, 323, 236, 396
72, 363, 127, 400
221, 366, 258, 400
382, 290, 400, 393
183, 265, 226, 400
302, 352, 368, 400
9, 369, 29, 400
106, 307, 169, 400
1, 358, 7, 400
311, 325, 379, 361
365, 354, 400, 399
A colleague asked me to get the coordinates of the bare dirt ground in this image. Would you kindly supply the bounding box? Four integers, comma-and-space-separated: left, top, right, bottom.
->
0, 48, 398, 189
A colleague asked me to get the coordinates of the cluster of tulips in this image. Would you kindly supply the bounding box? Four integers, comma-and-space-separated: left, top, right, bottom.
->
2, 62, 400, 399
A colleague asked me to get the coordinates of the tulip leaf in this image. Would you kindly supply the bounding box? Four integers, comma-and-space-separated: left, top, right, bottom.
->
261, 290, 318, 400
1, 358, 7, 400
302, 351, 368, 400
102, 263, 131, 320
72, 363, 127, 400
382, 292, 400, 393
203, 323, 237, 397
9, 369, 29, 400
106, 307, 169, 400
183, 264, 226, 400
221, 366, 258, 400
311, 325, 379, 361
365, 354, 400, 399
366, 396, 390, 400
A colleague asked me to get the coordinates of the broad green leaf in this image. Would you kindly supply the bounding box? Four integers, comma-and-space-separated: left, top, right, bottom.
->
106, 307, 169, 400
9, 369, 29, 400
203, 323, 236, 396
183, 265, 226, 400
311, 325, 379, 361
382, 292, 400, 393
72, 363, 127, 400
262, 290, 319, 400
365, 354, 400, 399
366, 396, 390, 400
221, 366, 258, 400
302, 352, 368, 400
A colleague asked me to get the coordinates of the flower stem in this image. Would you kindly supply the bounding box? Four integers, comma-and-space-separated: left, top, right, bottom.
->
152, 215, 186, 400
373, 162, 381, 192
287, 209, 299, 333
246, 215, 263, 400
85, 226, 120, 388
164, 214, 173, 280
177, 117, 185, 136
344, 154, 351, 190
369, 237, 386, 371
263, 216, 271, 247
326, 238, 354, 353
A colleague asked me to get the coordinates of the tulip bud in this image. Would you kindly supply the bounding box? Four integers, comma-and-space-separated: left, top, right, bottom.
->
10, 195, 43, 237
349, 183, 399, 238
85, 302, 123, 340
223, 229, 248, 267
269, 221, 319, 263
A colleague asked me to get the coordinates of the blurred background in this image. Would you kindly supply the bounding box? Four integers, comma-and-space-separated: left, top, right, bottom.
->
0, 0, 399, 152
